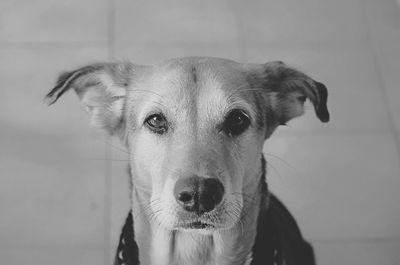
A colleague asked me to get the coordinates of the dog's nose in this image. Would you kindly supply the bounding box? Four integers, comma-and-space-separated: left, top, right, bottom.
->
174, 176, 224, 215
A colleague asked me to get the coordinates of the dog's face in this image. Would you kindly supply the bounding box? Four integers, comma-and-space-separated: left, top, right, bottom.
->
46, 57, 329, 232
126, 59, 268, 230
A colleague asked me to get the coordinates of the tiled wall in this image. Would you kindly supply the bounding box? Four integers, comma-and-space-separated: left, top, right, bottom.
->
1, 0, 399, 264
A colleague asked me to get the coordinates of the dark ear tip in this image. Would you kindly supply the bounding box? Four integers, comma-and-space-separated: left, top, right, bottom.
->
44, 85, 62, 106
314, 81, 330, 123
44, 70, 76, 106
318, 110, 330, 122
43, 92, 57, 106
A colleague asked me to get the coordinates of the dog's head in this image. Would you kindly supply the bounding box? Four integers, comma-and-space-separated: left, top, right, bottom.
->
46, 57, 329, 232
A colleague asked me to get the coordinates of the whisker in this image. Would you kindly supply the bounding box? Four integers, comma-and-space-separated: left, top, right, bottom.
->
104, 138, 131, 156
106, 159, 130, 162
265, 160, 284, 180
263, 152, 298, 173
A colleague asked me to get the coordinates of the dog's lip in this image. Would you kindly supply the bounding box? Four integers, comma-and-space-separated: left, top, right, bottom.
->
178, 221, 215, 229
191, 221, 213, 229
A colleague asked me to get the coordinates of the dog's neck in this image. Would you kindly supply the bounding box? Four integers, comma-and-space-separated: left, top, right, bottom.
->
130, 170, 267, 265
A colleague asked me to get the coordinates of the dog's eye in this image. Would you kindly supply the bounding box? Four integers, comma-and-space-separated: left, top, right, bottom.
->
144, 114, 168, 134
223, 109, 251, 136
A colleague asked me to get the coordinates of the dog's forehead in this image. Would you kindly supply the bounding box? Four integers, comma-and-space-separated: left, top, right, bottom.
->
131, 57, 255, 123
153, 57, 248, 92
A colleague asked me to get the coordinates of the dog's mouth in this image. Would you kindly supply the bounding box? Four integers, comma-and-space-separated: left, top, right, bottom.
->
150, 195, 243, 231
176, 220, 216, 230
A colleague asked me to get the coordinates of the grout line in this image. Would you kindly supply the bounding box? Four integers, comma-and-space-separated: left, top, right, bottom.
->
360, 0, 400, 161
5, 39, 365, 52
104, 0, 116, 264
107, 0, 116, 61
0, 41, 107, 48
104, 135, 112, 265
0, 244, 105, 250
311, 236, 400, 244
96, 39, 368, 49
104, 135, 112, 264
272, 129, 394, 137
227, 0, 246, 62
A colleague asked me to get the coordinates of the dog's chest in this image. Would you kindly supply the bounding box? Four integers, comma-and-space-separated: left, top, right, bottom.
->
173, 232, 215, 265
150, 231, 217, 265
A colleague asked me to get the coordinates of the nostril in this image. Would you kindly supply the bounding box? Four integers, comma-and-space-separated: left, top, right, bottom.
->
178, 191, 193, 203
196, 179, 225, 214
204, 179, 224, 203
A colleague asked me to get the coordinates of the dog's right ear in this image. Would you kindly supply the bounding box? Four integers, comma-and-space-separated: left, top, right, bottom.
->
45, 62, 136, 135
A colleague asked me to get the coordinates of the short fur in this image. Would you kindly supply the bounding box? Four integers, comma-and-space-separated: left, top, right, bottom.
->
46, 57, 329, 265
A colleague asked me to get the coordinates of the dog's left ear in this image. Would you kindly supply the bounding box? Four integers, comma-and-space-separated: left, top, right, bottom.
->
246, 61, 329, 125
45, 62, 137, 134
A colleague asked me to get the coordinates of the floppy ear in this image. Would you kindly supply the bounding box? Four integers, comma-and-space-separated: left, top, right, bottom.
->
45, 62, 135, 134
247, 61, 329, 125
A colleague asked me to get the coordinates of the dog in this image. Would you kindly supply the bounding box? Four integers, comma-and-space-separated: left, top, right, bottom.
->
46, 57, 329, 265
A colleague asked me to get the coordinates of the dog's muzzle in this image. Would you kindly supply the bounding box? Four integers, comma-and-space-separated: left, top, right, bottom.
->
173, 176, 224, 215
